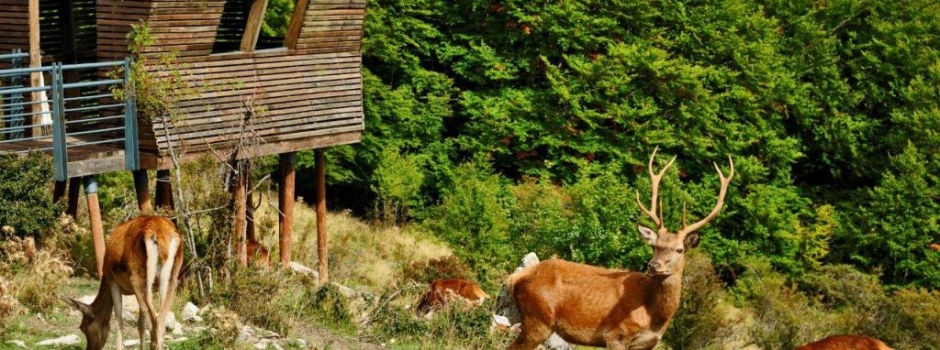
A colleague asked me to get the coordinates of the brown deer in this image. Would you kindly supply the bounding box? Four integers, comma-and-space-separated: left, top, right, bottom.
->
415, 278, 490, 317
796, 335, 895, 350
505, 147, 733, 350
65, 216, 184, 350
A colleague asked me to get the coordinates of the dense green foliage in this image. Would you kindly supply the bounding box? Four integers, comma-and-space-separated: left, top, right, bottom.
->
0, 153, 63, 238
292, 0, 940, 289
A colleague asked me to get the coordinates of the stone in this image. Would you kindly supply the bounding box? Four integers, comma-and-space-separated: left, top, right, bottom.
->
182, 302, 200, 322
289, 262, 319, 279
35, 334, 80, 346
123, 339, 141, 347
4, 340, 27, 348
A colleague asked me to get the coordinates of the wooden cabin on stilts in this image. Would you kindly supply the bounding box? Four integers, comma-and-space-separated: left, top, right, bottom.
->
0, 0, 366, 283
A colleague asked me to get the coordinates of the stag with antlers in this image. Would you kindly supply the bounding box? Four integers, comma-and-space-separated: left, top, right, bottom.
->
505, 147, 734, 350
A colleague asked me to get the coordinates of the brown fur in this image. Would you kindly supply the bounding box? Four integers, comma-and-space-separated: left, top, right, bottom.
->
415, 278, 489, 316
506, 150, 733, 350
244, 239, 272, 269
796, 335, 894, 350
65, 216, 184, 350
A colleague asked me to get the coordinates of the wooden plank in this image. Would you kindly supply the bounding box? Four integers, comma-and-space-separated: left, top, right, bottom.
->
284, 0, 310, 49
240, 0, 269, 52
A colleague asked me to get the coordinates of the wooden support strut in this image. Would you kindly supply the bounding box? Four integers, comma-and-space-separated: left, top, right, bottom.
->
240, 0, 271, 52
134, 170, 152, 212
155, 170, 174, 210
233, 161, 248, 267
28, 0, 42, 137
316, 149, 328, 283
67, 178, 81, 218
84, 176, 106, 280
278, 153, 296, 266
284, 0, 311, 49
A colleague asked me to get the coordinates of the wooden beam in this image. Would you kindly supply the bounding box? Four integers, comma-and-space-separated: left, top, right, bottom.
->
155, 170, 175, 210
278, 153, 296, 266
315, 149, 328, 283
67, 178, 81, 218
84, 176, 106, 280
240, 0, 271, 52
233, 161, 248, 267
28, 0, 43, 137
53, 181, 67, 204
284, 0, 310, 49
134, 170, 152, 212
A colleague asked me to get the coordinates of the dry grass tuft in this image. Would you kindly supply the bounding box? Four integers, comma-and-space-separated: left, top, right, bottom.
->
252, 198, 451, 290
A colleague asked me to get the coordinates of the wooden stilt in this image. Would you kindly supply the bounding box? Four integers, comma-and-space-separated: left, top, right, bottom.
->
53, 181, 66, 203
315, 149, 328, 283
233, 161, 248, 267
133, 170, 152, 212
66, 177, 81, 218
28, 0, 43, 137
84, 176, 105, 280
155, 170, 174, 210
278, 153, 296, 267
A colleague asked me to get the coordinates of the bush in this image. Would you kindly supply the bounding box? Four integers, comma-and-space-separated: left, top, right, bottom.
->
401, 256, 472, 284
664, 252, 739, 350
0, 277, 22, 335
0, 234, 72, 312
875, 288, 940, 349
0, 153, 63, 239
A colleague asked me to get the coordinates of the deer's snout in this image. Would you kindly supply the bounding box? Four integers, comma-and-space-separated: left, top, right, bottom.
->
648, 259, 672, 275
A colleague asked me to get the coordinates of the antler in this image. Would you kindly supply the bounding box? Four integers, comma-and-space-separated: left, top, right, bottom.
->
635, 147, 676, 230
677, 156, 734, 238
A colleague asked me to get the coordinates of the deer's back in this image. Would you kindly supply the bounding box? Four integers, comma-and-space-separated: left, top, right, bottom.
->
795, 335, 894, 350
103, 216, 180, 279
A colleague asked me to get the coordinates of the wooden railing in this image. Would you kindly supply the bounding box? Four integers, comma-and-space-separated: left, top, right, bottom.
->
0, 52, 138, 180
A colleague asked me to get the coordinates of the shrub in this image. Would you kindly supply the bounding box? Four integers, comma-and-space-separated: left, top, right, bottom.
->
1, 234, 72, 312
875, 288, 940, 349
401, 256, 472, 284
206, 305, 242, 347
0, 277, 22, 335
664, 252, 739, 350
0, 153, 63, 239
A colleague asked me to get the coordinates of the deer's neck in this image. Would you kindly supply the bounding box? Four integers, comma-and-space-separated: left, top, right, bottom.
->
91, 277, 115, 323
647, 272, 683, 328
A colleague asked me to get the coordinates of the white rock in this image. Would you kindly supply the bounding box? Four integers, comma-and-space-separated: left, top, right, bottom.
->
5, 340, 27, 348
182, 302, 200, 321
35, 334, 80, 346
289, 262, 319, 279
165, 311, 179, 331
169, 336, 188, 343
123, 339, 141, 347
238, 325, 253, 341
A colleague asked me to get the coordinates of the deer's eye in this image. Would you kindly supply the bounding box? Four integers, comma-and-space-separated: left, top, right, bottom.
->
676, 248, 685, 254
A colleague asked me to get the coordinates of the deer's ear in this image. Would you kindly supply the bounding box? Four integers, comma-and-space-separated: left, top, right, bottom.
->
637, 225, 658, 245
684, 232, 701, 249
64, 297, 93, 318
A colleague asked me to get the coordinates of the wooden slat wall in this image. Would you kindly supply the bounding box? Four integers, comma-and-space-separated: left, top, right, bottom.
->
295, 0, 365, 53
98, 0, 226, 60
0, 0, 30, 64
148, 50, 363, 159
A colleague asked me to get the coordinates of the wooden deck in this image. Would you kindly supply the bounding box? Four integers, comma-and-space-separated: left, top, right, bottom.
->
0, 137, 125, 177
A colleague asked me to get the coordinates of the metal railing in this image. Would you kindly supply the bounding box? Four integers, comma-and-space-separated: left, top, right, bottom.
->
0, 52, 138, 181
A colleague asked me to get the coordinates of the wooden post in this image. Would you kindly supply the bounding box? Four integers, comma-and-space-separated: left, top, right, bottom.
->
315, 149, 328, 283
84, 176, 106, 280
28, 0, 42, 136
53, 181, 67, 203
284, 0, 310, 49
278, 153, 296, 266
233, 161, 248, 267
240, 0, 270, 52
155, 170, 174, 210
66, 177, 81, 218
133, 170, 152, 212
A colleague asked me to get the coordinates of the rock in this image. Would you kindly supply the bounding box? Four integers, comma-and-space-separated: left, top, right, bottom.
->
166, 311, 179, 331
168, 336, 188, 343
238, 325, 253, 342
35, 334, 80, 346
123, 339, 141, 347
5, 340, 27, 348
182, 302, 200, 322
289, 262, 319, 279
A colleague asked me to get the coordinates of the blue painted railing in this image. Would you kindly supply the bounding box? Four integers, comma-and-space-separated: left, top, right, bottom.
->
0, 52, 138, 181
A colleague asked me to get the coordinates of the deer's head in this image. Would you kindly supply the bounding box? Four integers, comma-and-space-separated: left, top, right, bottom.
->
65, 298, 110, 350
634, 147, 733, 276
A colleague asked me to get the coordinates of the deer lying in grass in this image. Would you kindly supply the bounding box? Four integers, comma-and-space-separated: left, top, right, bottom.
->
505, 148, 733, 350
415, 278, 489, 317
65, 216, 183, 350
796, 335, 894, 350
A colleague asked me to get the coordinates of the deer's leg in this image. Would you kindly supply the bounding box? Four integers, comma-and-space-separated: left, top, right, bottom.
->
506, 318, 553, 350
153, 238, 182, 350
110, 283, 125, 350
141, 238, 161, 349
